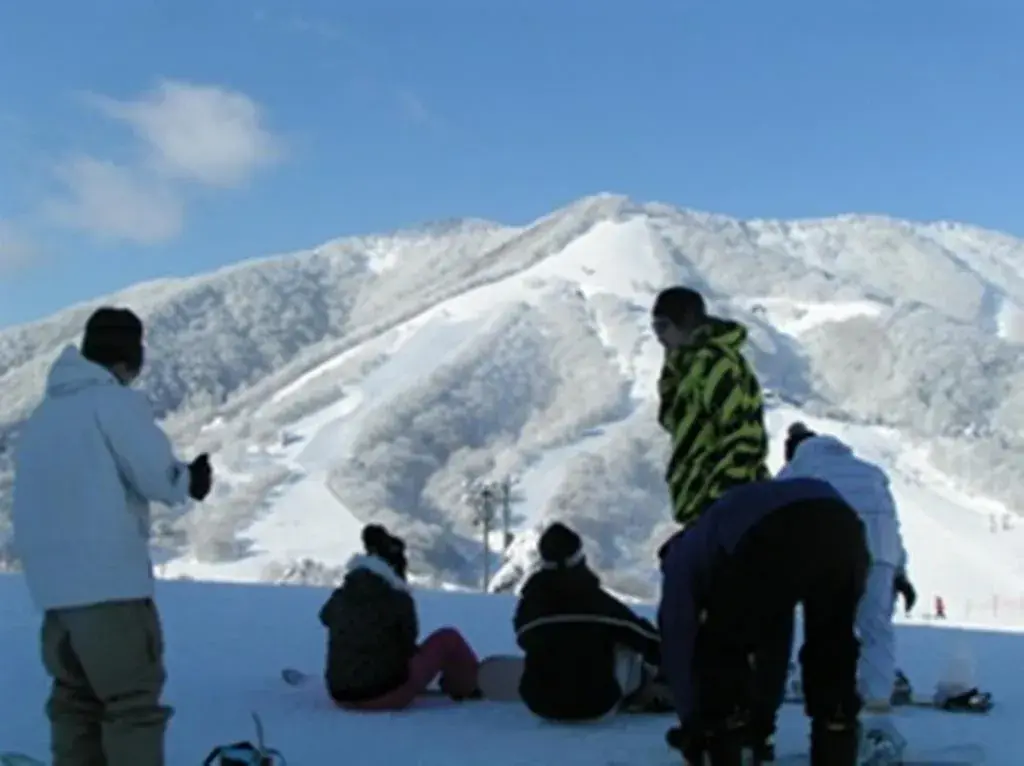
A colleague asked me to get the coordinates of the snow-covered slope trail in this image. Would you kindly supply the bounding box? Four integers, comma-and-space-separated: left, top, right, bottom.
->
0, 574, 1020, 765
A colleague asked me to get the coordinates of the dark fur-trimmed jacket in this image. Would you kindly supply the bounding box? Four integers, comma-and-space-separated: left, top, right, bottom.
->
513, 565, 661, 720
319, 553, 418, 702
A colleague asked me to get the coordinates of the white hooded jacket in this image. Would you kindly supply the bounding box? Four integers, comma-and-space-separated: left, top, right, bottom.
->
12, 345, 191, 611
776, 434, 908, 570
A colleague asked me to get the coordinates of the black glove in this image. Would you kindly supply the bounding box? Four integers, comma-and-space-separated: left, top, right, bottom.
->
188, 453, 212, 501
894, 571, 916, 613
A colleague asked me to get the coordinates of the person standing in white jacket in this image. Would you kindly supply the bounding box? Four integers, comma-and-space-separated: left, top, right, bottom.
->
12, 307, 214, 766
777, 422, 916, 762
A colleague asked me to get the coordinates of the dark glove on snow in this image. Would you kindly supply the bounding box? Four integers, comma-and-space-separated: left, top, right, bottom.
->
188, 453, 212, 501
894, 571, 917, 613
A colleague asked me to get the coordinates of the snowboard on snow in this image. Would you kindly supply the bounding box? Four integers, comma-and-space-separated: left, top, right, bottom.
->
774, 742, 986, 765
475, 654, 674, 713
280, 667, 448, 697
783, 692, 993, 713
475, 654, 525, 701
785, 666, 993, 714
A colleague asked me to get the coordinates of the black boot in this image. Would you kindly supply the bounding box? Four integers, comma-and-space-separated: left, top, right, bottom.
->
809, 716, 859, 766
704, 731, 747, 766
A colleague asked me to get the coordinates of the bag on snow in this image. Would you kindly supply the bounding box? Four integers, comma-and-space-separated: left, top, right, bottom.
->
202, 712, 286, 766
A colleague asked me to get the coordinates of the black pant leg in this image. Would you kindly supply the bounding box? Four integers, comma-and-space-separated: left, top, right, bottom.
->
798, 506, 868, 724
694, 615, 755, 731
696, 516, 798, 740
800, 580, 863, 721
750, 606, 795, 741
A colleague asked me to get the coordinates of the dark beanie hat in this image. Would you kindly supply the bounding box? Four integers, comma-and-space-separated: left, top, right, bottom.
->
784, 421, 816, 462
652, 286, 706, 324
81, 307, 144, 373
362, 523, 407, 578
538, 522, 585, 569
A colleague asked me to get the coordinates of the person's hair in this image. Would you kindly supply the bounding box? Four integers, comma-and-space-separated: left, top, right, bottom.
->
362, 524, 408, 579
652, 286, 706, 326
784, 421, 816, 461
81, 307, 144, 373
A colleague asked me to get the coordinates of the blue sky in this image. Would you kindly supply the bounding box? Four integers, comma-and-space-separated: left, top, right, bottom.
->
1, 1, 1023, 328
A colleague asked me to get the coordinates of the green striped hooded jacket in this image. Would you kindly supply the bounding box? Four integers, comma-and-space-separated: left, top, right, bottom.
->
657, 318, 769, 526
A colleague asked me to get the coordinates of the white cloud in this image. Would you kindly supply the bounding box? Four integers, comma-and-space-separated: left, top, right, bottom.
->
36, 80, 284, 246
44, 156, 184, 244
87, 80, 284, 188
0, 220, 37, 271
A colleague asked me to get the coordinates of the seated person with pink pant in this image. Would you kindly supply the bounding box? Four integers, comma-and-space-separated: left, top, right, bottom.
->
319, 524, 481, 709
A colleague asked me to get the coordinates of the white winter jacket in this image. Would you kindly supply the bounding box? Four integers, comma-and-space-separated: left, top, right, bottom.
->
776, 435, 908, 570
12, 345, 191, 611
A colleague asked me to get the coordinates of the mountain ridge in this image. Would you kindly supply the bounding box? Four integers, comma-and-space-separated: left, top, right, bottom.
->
2, 193, 1024, 595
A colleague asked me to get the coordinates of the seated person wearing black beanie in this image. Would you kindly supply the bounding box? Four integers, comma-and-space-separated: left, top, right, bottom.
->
513, 522, 668, 721
319, 523, 482, 709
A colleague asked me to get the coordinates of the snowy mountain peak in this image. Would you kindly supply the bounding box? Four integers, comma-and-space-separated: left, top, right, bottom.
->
3, 194, 1024, 597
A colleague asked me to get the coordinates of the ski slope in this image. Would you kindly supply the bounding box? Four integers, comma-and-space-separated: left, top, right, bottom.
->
155, 216, 1024, 610
0, 574, 1019, 765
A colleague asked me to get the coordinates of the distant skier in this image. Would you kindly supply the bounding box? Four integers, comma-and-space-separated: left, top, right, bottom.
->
651, 286, 769, 528
11, 307, 214, 766
934, 595, 946, 619
659, 478, 868, 765
319, 524, 482, 709
778, 422, 914, 759
513, 522, 669, 721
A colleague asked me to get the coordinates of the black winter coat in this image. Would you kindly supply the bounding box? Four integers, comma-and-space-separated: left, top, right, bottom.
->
513, 565, 661, 721
319, 554, 418, 702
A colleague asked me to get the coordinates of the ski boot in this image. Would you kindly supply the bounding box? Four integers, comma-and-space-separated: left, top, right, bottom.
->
857, 716, 906, 766
809, 715, 860, 766
744, 717, 776, 762
668, 713, 763, 765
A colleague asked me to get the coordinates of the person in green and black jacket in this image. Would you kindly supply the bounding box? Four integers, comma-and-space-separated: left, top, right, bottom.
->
652, 286, 770, 527
652, 286, 777, 760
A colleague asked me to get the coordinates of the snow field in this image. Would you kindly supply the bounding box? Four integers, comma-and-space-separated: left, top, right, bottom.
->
0, 575, 1020, 765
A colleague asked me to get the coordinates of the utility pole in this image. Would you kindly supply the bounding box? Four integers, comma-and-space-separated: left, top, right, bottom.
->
467, 481, 497, 592
465, 473, 522, 591
480, 484, 496, 591
497, 474, 518, 553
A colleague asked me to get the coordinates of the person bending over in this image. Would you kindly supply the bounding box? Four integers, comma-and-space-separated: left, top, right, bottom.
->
659, 479, 869, 766
779, 422, 915, 761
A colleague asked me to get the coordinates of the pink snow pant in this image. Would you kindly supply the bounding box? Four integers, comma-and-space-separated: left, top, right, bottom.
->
340, 627, 480, 711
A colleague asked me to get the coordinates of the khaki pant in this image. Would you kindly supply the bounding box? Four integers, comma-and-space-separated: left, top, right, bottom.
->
40, 598, 171, 766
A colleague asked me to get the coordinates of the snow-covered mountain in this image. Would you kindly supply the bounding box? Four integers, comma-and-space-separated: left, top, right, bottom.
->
3, 192, 1024, 597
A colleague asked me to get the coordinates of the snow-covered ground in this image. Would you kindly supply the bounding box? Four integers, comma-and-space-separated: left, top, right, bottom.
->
0, 574, 1019, 765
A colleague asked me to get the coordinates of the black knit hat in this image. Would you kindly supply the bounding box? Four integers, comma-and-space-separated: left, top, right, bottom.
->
81, 307, 144, 373
784, 421, 816, 462
362, 524, 407, 579
652, 286, 706, 326
538, 522, 585, 569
